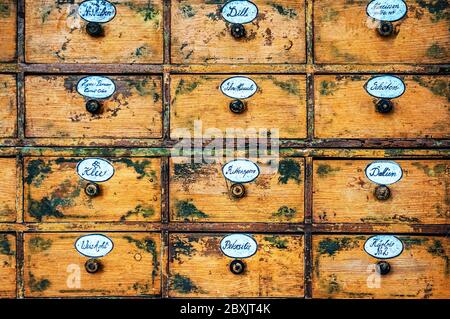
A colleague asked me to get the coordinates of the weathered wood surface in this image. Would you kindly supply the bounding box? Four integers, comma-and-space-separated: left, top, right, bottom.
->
169, 233, 304, 297
25, 0, 163, 63
0, 75, 17, 138
0, 0, 16, 62
0, 158, 17, 222
24, 157, 161, 222
313, 159, 450, 225
24, 232, 161, 297
0, 233, 16, 298
315, 0, 450, 63
312, 235, 450, 299
315, 75, 450, 139
25, 75, 162, 139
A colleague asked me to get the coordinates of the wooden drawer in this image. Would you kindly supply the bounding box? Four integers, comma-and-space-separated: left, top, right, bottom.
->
24, 232, 161, 297
24, 157, 161, 222
169, 233, 304, 297
313, 235, 450, 299
315, 75, 450, 139
0, 0, 16, 62
0, 75, 17, 138
170, 157, 304, 223
313, 159, 449, 225
315, 0, 449, 63
25, 75, 162, 140
0, 157, 17, 223
0, 233, 16, 298
171, 0, 305, 64
170, 75, 307, 139
25, 0, 163, 63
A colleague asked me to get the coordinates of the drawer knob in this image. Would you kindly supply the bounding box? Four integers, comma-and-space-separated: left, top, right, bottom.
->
378, 21, 394, 37
374, 185, 391, 201
86, 22, 104, 37
85, 182, 100, 197
230, 183, 246, 199
375, 99, 393, 114
231, 23, 246, 39
375, 261, 391, 275
85, 259, 101, 274
229, 99, 246, 114
86, 100, 102, 115
230, 259, 246, 275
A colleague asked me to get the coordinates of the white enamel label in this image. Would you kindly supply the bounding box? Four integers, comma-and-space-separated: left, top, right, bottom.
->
78, 0, 117, 23
75, 234, 114, 258
220, 234, 258, 258
221, 0, 258, 24
366, 0, 407, 22
220, 76, 258, 99
76, 158, 115, 183
364, 235, 404, 259
365, 75, 405, 99
222, 159, 260, 183
365, 161, 403, 185
76, 76, 116, 99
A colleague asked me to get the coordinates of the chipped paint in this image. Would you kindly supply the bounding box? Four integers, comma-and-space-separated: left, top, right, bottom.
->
401, 237, 429, 249
0, 1, 11, 18
272, 206, 297, 220
122, 1, 160, 22
268, 76, 301, 96
316, 164, 341, 177
29, 237, 52, 253
269, 3, 297, 18
264, 236, 288, 249
175, 200, 208, 220
319, 80, 338, 96
427, 239, 449, 274
180, 3, 196, 18
28, 273, 51, 292
278, 159, 301, 184
412, 76, 450, 101
416, 0, 449, 22
26, 159, 52, 187
412, 162, 448, 177
115, 158, 157, 181
0, 234, 13, 256
171, 236, 196, 262
123, 236, 159, 282
170, 274, 199, 294
426, 43, 446, 59
318, 237, 363, 256
120, 205, 155, 221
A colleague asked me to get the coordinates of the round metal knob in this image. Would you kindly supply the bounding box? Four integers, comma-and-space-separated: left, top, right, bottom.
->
375, 99, 393, 114
86, 22, 104, 37
230, 183, 246, 199
85, 182, 100, 197
374, 185, 391, 201
230, 260, 245, 275
378, 21, 394, 37
85, 259, 101, 274
375, 261, 391, 275
86, 100, 102, 114
230, 23, 245, 39
229, 99, 246, 114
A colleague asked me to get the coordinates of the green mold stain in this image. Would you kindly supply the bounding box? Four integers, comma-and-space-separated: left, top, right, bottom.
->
278, 159, 301, 184
264, 236, 288, 249
426, 43, 446, 59
416, 0, 449, 22
412, 162, 448, 177
120, 205, 155, 221
269, 3, 297, 18
0, 234, 13, 256
123, 1, 160, 22
206, 12, 220, 21
319, 80, 338, 96
0, 2, 11, 18
331, 46, 357, 62
170, 274, 199, 294
26, 159, 52, 187
116, 158, 157, 181
171, 237, 196, 262
412, 76, 450, 101
126, 79, 160, 102
28, 273, 51, 292
175, 200, 208, 221
427, 240, 449, 274
327, 274, 341, 294
123, 236, 159, 282
29, 237, 52, 253
134, 45, 149, 57
272, 206, 297, 220
318, 237, 362, 256
174, 162, 207, 178
269, 76, 301, 96
316, 164, 341, 177
322, 7, 339, 22
400, 237, 429, 249
40, 5, 53, 23
174, 79, 200, 98
180, 3, 196, 18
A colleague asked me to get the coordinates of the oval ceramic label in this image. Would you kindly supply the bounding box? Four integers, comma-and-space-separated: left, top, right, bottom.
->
220, 234, 258, 258
78, 0, 117, 23
365, 75, 405, 99
220, 76, 258, 99
221, 0, 258, 24
364, 235, 404, 259
76, 158, 115, 182
75, 234, 114, 258
76, 76, 116, 99
365, 161, 403, 185
366, 0, 407, 22
222, 159, 260, 183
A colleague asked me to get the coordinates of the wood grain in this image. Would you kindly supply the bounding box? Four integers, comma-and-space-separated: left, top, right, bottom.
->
0, 0, 16, 62
0, 233, 16, 298
313, 159, 450, 225
25, 0, 163, 63
0, 158, 17, 222
169, 233, 304, 297
0, 75, 17, 138
312, 235, 450, 299
24, 232, 161, 297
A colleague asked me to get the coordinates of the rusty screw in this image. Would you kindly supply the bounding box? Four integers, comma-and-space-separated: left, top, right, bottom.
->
230, 183, 246, 199
85, 259, 101, 274
375, 261, 391, 275
230, 260, 246, 275
374, 185, 391, 201
85, 182, 100, 197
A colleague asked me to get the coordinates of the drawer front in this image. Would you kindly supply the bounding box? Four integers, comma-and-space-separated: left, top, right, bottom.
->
25, 75, 162, 139
0, 75, 17, 138
170, 157, 305, 223
0, 0, 16, 62
171, 0, 305, 64
313, 159, 449, 225
313, 235, 450, 299
169, 233, 304, 297
315, 0, 449, 63
24, 232, 161, 297
25, 0, 163, 63
170, 75, 307, 139
315, 75, 450, 139
0, 234, 16, 298
0, 158, 17, 222
24, 157, 161, 222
